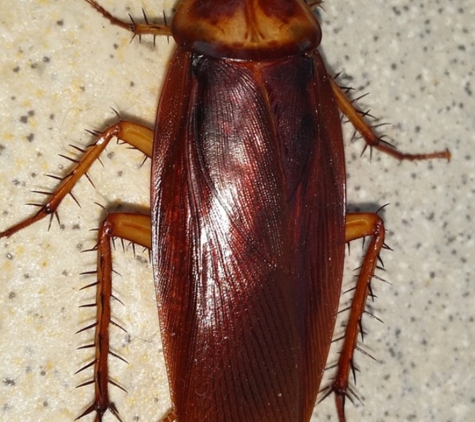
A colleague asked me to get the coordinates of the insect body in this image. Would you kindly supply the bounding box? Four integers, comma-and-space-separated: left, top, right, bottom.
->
0, 1, 450, 421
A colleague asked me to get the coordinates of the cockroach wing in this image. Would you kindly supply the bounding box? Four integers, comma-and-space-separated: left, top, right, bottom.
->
260, 52, 346, 420
151, 47, 345, 422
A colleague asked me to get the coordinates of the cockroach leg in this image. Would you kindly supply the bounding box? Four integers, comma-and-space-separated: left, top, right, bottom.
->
0, 121, 153, 239
329, 78, 451, 161
331, 212, 386, 422
84, 0, 171, 38
76, 213, 151, 422
0, 119, 154, 419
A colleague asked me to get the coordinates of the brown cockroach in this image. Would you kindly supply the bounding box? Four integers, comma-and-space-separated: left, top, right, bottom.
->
0, 0, 450, 421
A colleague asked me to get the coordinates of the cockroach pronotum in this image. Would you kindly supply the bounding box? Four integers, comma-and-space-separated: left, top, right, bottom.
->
0, 0, 450, 421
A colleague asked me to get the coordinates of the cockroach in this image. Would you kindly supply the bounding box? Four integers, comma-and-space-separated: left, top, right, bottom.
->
0, 0, 450, 421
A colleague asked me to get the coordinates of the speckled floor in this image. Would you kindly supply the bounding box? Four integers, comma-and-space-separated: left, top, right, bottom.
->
0, 1, 473, 421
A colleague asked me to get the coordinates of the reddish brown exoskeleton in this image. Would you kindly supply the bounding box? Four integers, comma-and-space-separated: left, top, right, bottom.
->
0, 1, 450, 421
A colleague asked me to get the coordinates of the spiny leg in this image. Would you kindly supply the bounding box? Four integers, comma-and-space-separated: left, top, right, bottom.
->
83, 0, 172, 38
331, 212, 386, 422
2, 120, 154, 420
0, 121, 153, 239
2, 3, 165, 418
330, 78, 451, 161
0, 119, 157, 420
76, 213, 151, 422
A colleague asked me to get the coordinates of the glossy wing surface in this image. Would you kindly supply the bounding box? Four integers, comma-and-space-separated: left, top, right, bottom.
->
152, 49, 301, 421
261, 52, 346, 419
151, 48, 346, 422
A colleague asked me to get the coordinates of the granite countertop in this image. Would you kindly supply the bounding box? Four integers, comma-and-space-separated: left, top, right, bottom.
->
0, 0, 472, 421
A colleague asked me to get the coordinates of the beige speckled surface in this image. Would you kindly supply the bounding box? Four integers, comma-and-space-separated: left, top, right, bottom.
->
0, 1, 473, 421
